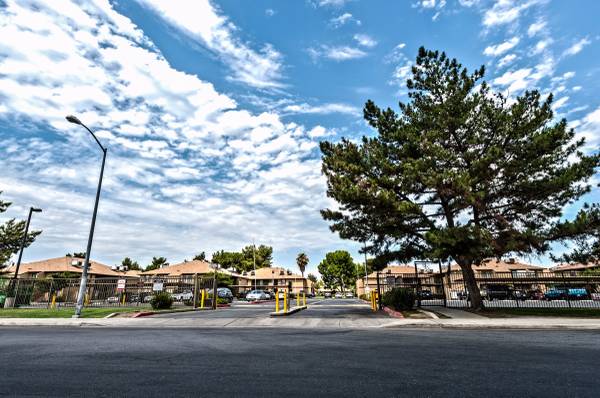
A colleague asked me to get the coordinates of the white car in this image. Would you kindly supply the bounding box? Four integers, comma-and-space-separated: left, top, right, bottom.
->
246, 290, 267, 301
172, 291, 193, 301
345, 292, 354, 298
334, 292, 344, 299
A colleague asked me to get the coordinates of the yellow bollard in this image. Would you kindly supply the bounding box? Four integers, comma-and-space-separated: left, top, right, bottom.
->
51, 294, 56, 309
303, 292, 306, 306
284, 289, 288, 312
85, 293, 90, 307
275, 290, 280, 313
201, 289, 206, 308
122, 294, 126, 305
297, 292, 300, 307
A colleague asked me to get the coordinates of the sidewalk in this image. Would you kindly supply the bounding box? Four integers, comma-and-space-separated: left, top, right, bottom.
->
2, 314, 600, 330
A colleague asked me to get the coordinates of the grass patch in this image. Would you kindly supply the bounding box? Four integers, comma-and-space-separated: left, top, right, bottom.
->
0, 307, 140, 318
477, 308, 600, 318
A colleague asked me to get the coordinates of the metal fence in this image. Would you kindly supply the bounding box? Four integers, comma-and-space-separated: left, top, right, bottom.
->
380, 270, 600, 309
0, 276, 216, 309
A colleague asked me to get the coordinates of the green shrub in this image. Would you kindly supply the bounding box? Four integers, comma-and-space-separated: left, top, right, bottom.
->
359, 293, 370, 301
150, 292, 173, 310
381, 288, 415, 311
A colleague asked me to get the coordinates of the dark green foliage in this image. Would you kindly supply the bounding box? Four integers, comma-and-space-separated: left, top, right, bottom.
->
0, 192, 42, 267
66, 252, 86, 258
120, 257, 141, 271
320, 47, 600, 309
381, 288, 416, 311
193, 252, 206, 261
205, 271, 234, 287
317, 250, 358, 291
307, 273, 318, 284
296, 252, 309, 277
211, 245, 273, 273
150, 292, 173, 310
145, 256, 168, 271
552, 204, 600, 265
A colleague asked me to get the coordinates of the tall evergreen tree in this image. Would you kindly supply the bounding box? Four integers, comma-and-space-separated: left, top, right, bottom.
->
120, 257, 141, 271
145, 256, 168, 271
320, 47, 599, 309
552, 204, 600, 265
0, 192, 42, 267
193, 252, 206, 261
317, 250, 357, 292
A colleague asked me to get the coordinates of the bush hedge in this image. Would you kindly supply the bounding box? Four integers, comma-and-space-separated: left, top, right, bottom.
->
381, 288, 416, 311
150, 292, 173, 310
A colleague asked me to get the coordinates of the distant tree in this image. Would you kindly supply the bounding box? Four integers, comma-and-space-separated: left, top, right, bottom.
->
241, 245, 273, 271
317, 250, 358, 292
205, 271, 234, 287
211, 250, 244, 271
120, 257, 141, 271
145, 256, 168, 271
0, 192, 42, 267
307, 273, 318, 284
296, 252, 309, 277
193, 251, 207, 261
66, 252, 87, 259
212, 245, 273, 273
320, 47, 600, 309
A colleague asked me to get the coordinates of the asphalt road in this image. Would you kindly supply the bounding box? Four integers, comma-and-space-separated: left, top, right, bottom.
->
1, 326, 598, 397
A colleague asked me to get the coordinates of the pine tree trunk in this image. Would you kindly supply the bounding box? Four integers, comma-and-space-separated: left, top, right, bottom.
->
459, 262, 483, 310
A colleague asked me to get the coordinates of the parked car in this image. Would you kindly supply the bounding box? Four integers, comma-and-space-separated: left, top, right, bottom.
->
484, 285, 511, 300
263, 291, 272, 300
530, 290, 545, 300
217, 287, 233, 303
345, 292, 354, 298
512, 290, 529, 300
334, 292, 344, 299
544, 289, 567, 300
172, 291, 193, 301
324, 292, 332, 298
107, 296, 120, 304
277, 291, 287, 299
567, 288, 589, 300
417, 289, 433, 299
246, 290, 267, 301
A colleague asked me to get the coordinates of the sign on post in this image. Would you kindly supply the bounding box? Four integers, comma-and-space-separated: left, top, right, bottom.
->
117, 279, 126, 291
153, 282, 164, 292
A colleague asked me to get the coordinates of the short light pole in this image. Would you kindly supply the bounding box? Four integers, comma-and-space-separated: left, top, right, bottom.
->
363, 242, 369, 294
9, 207, 42, 307
252, 241, 257, 291
12, 207, 42, 279
66, 115, 107, 318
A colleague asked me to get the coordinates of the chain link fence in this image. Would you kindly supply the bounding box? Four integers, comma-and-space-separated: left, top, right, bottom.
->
0, 275, 216, 309
380, 270, 600, 309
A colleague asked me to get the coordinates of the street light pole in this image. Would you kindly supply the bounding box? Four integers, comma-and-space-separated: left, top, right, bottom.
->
252, 240, 257, 291
12, 207, 42, 279
66, 115, 107, 318
363, 242, 369, 294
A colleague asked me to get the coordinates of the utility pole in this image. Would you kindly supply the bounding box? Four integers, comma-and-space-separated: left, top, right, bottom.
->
253, 240, 257, 291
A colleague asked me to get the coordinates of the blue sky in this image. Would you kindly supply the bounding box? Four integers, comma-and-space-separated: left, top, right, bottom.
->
0, 0, 598, 273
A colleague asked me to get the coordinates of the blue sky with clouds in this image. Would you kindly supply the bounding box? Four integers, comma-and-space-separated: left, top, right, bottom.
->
0, 0, 598, 273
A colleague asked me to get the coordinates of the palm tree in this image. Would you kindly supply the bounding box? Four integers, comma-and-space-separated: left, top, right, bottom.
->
296, 252, 309, 278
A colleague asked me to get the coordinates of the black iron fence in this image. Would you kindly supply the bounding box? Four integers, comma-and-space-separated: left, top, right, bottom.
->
380, 270, 600, 309
0, 276, 215, 309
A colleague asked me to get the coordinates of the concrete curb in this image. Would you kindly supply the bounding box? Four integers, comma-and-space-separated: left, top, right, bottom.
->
269, 306, 307, 317
132, 307, 209, 318
417, 309, 439, 319
104, 312, 120, 319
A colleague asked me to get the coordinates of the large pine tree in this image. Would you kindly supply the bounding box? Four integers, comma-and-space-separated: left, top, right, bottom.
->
320, 47, 600, 309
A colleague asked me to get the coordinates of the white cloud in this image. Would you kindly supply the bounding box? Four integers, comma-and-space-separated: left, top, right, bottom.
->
308, 45, 368, 61
329, 13, 360, 28
532, 39, 552, 55
420, 0, 437, 8
0, 0, 342, 268
483, 0, 544, 28
316, 0, 351, 7
136, 0, 285, 89
265, 8, 275, 17
575, 106, 600, 151
563, 37, 591, 57
458, 0, 479, 6
527, 20, 547, 37
353, 34, 377, 48
483, 36, 520, 56
283, 103, 359, 115
498, 53, 517, 67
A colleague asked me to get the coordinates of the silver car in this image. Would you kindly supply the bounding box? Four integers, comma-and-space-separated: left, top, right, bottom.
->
246, 290, 267, 301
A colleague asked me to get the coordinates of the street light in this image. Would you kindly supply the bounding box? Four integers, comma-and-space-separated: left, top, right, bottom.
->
66, 115, 107, 318
8, 207, 42, 307
12, 207, 42, 279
